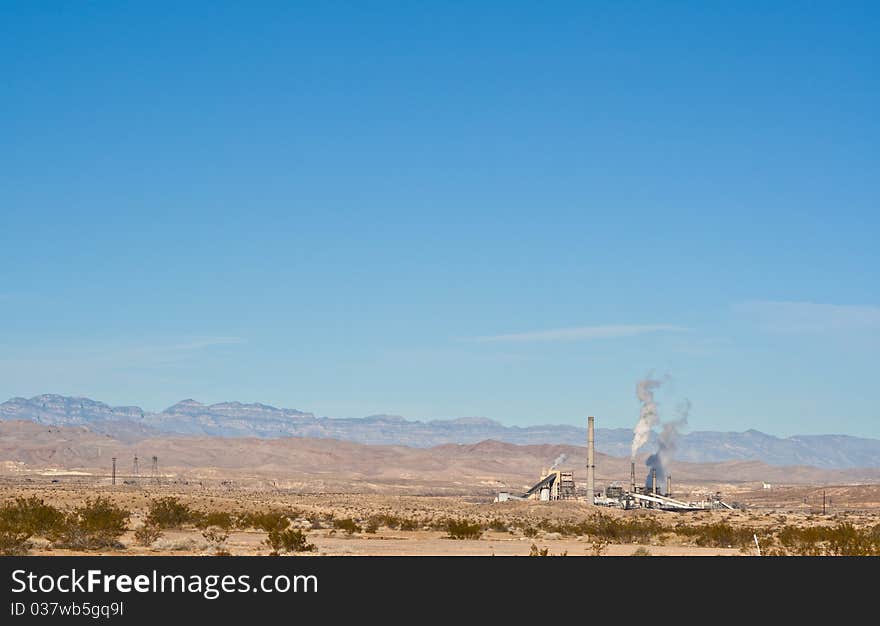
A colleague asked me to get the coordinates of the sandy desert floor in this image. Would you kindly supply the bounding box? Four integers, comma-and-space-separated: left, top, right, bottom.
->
3, 478, 880, 556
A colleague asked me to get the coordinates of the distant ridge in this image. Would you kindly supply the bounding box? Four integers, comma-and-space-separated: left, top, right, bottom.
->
2, 394, 879, 469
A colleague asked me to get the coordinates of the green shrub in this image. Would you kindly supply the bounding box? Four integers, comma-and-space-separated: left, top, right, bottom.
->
196, 511, 234, 530
264, 528, 315, 556
0, 497, 65, 536
333, 518, 360, 535
145, 497, 194, 529
241, 511, 289, 533
446, 519, 483, 540
54, 497, 130, 550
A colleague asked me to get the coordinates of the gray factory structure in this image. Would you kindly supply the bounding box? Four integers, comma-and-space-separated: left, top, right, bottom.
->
495, 415, 733, 511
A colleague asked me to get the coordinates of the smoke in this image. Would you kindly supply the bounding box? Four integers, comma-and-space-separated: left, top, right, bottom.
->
644, 398, 690, 494
550, 453, 568, 470
631, 377, 662, 459
631, 376, 690, 495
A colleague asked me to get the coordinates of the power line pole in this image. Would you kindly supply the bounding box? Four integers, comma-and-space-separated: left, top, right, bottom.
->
111, 457, 116, 486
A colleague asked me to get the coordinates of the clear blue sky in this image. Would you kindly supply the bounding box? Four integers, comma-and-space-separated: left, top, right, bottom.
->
1, 2, 878, 437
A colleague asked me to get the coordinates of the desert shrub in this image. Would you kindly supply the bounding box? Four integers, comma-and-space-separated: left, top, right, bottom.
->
446, 519, 483, 540
0, 531, 32, 556
333, 518, 360, 535
674, 522, 755, 549
529, 544, 550, 556
399, 518, 418, 531
580, 515, 663, 543
0, 497, 66, 537
774, 523, 880, 556
528, 543, 567, 556
134, 524, 162, 547
201, 526, 231, 555
145, 497, 195, 529
589, 537, 609, 556
522, 526, 538, 538
54, 497, 129, 550
264, 528, 315, 556
364, 518, 380, 534
631, 547, 652, 557
242, 510, 289, 533
489, 519, 508, 533
196, 511, 234, 530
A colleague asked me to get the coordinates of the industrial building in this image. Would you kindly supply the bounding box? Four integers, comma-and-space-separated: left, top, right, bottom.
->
495, 415, 733, 511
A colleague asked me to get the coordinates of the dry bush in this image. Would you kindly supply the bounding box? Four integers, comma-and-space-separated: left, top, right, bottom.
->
446, 519, 483, 540
195, 511, 234, 530
201, 526, 231, 555
145, 497, 196, 529
0, 531, 32, 556
589, 537, 609, 556
674, 522, 756, 549
529, 544, 550, 556
333, 518, 360, 535
54, 497, 129, 550
240, 510, 289, 532
0, 497, 65, 537
134, 524, 162, 547
264, 528, 315, 556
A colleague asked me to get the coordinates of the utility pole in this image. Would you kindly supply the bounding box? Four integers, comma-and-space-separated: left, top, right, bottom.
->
132, 455, 139, 481
111, 457, 116, 486
822, 490, 826, 515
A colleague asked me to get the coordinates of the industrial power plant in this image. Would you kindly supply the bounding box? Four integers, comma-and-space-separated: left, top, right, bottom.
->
495, 414, 734, 511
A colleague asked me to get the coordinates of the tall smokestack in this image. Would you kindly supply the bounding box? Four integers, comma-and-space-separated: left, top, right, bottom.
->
651, 468, 657, 494
586, 416, 595, 504
666, 475, 671, 497
630, 461, 635, 493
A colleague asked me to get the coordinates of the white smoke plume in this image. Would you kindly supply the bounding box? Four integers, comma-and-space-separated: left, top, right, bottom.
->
550, 453, 568, 469
631, 377, 663, 459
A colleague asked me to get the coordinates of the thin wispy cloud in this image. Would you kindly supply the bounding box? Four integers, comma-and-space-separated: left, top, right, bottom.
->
135, 337, 247, 354
736, 300, 880, 333
471, 324, 686, 343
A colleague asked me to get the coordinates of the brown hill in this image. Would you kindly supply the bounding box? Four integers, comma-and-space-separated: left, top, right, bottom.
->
2, 420, 879, 493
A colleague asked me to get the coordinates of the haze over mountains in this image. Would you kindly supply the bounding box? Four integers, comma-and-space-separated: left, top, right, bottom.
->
2, 394, 879, 470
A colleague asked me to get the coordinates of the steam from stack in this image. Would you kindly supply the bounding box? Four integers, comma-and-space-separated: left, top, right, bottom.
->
631, 376, 690, 496
631, 378, 662, 460
550, 453, 568, 470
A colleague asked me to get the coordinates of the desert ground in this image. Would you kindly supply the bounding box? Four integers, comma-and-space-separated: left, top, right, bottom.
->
3, 476, 880, 556
2, 420, 880, 556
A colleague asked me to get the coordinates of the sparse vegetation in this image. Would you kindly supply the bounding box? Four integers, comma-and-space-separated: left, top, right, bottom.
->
146, 497, 195, 529
53, 497, 130, 550
0, 497, 65, 537
264, 526, 315, 556
333, 518, 360, 535
134, 524, 162, 547
446, 519, 483, 540
201, 526, 231, 555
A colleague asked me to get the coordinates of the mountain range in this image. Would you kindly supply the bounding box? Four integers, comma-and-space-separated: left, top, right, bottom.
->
2, 394, 879, 470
